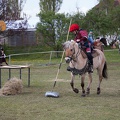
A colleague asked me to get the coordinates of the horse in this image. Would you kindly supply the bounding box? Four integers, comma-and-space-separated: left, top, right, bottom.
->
93, 38, 107, 52
63, 40, 108, 97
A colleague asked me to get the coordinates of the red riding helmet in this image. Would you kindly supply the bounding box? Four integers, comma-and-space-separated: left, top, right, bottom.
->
69, 24, 80, 32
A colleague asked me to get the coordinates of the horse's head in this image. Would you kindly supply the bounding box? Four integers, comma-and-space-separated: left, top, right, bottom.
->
100, 38, 107, 47
63, 40, 77, 63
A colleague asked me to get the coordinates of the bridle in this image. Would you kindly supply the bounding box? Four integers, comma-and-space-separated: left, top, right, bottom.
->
65, 42, 81, 62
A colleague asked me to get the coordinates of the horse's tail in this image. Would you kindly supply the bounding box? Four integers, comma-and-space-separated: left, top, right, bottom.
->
102, 61, 108, 79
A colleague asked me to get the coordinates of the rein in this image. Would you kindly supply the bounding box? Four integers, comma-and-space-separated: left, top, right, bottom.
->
70, 43, 81, 62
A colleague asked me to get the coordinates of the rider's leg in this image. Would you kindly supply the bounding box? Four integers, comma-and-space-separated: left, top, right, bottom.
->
86, 46, 93, 73
86, 52, 93, 72
86, 52, 93, 65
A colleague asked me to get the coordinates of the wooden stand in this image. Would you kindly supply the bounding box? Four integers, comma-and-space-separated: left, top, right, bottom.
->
0, 65, 30, 88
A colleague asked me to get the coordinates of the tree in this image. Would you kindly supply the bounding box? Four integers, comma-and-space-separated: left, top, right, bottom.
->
84, 0, 120, 37
37, 11, 69, 50
37, 0, 71, 51
70, 11, 86, 28
110, 5, 120, 35
85, 8, 112, 37
0, 0, 26, 21
40, 0, 62, 13
97, 0, 115, 15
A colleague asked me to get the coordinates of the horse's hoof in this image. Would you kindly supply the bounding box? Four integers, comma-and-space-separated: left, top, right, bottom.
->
81, 91, 86, 97
73, 88, 79, 93
86, 88, 90, 95
97, 91, 101, 94
81, 94, 86, 97
97, 87, 101, 94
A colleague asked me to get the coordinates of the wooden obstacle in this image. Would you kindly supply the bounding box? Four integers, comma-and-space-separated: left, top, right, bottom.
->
0, 65, 30, 88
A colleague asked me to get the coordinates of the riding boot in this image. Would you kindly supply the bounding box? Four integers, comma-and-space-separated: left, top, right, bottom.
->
86, 52, 93, 73
90, 65, 93, 73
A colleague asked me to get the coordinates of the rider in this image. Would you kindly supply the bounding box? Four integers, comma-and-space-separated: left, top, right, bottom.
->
88, 30, 94, 44
69, 23, 93, 73
0, 48, 8, 65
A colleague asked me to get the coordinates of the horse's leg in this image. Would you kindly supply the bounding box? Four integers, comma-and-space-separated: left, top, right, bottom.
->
70, 73, 79, 93
86, 73, 92, 95
97, 68, 103, 94
81, 74, 86, 97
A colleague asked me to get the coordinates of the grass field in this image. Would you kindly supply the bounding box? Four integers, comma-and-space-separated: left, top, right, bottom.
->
0, 49, 120, 120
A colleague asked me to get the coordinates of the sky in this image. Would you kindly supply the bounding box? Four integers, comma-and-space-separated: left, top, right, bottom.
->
22, 0, 99, 27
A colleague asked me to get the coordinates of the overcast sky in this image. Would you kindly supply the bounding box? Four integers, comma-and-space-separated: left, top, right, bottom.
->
22, 0, 99, 27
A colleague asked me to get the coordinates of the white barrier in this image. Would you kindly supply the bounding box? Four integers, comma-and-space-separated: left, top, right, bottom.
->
6, 49, 119, 65
7, 51, 63, 65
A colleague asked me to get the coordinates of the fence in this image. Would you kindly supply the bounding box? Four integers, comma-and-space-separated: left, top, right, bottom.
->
7, 51, 64, 66
5, 49, 120, 66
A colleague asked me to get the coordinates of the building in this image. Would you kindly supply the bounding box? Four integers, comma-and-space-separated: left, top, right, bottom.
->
0, 20, 37, 47
8, 28, 37, 47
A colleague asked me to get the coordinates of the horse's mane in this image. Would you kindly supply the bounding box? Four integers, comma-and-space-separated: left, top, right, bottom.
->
63, 40, 76, 49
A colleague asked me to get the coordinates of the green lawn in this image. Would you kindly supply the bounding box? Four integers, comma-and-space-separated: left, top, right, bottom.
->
0, 49, 120, 120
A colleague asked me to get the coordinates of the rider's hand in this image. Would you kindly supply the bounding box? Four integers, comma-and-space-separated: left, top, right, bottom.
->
81, 37, 87, 41
76, 39, 80, 43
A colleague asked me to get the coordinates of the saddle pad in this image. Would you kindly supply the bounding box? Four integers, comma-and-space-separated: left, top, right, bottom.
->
81, 49, 99, 58
92, 49, 100, 57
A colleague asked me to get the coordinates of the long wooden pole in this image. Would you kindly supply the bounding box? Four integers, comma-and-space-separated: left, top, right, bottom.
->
53, 19, 72, 89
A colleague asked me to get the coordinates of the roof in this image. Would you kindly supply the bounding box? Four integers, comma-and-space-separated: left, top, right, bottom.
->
95, 0, 120, 9
5, 19, 36, 31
